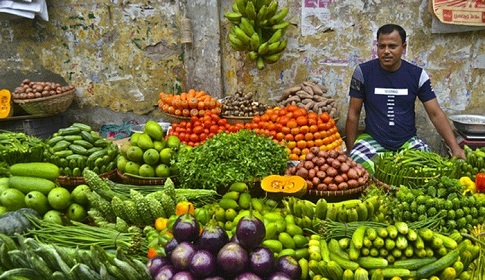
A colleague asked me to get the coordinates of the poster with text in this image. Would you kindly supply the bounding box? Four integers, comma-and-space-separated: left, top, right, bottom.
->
431, 0, 485, 26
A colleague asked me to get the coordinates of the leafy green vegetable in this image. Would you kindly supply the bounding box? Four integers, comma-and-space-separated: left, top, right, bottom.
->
0, 130, 46, 165
174, 129, 288, 191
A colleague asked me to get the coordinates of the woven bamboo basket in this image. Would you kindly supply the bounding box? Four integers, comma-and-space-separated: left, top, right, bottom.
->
222, 115, 254, 125
56, 169, 117, 189
159, 110, 190, 123
304, 183, 368, 202
116, 169, 177, 185
14, 89, 75, 115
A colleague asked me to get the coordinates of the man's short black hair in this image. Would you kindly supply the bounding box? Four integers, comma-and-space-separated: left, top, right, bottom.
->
377, 24, 406, 44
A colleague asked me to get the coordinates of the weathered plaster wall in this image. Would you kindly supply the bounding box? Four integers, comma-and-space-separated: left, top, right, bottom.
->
1, 0, 484, 153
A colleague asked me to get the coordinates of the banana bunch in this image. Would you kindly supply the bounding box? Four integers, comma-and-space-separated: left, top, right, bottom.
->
224, 0, 290, 69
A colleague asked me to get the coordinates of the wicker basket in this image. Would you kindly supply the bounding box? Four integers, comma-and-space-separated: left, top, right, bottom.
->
14, 89, 75, 115
159, 110, 190, 123
56, 169, 117, 189
116, 169, 177, 185
304, 183, 368, 202
222, 115, 254, 125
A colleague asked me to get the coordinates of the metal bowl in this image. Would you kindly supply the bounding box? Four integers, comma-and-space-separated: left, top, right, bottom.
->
130, 122, 172, 134
449, 114, 485, 135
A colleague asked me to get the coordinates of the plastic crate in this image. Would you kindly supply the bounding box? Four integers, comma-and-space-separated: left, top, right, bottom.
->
0, 114, 67, 139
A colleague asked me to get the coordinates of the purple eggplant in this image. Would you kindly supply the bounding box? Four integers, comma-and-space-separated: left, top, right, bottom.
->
274, 255, 301, 279
249, 246, 274, 277
154, 265, 176, 280
189, 250, 216, 278
235, 213, 266, 251
172, 271, 196, 280
234, 272, 263, 280
173, 212, 200, 243
170, 242, 196, 271
216, 242, 249, 277
164, 237, 179, 257
146, 256, 171, 278
195, 222, 229, 255
267, 272, 292, 280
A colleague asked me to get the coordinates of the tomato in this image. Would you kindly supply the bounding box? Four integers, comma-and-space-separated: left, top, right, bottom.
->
210, 125, 219, 133
193, 125, 204, 134
199, 133, 207, 142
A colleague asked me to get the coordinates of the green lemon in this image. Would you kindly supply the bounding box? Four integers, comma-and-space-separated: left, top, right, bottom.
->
144, 120, 164, 141
0, 188, 26, 211
43, 210, 64, 225
137, 133, 154, 150
66, 203, 87, 222
166, 135, 181, 150
25, 191, 50, 216
143, 148, 160, 165
138, 164, 155, 177
126, 146, 143, 162
159, 148, 174, 165
124, 161, 141, 175
116, 155, 128, 172
130, 132, 142, 146
70, 184, 91, 206
153, 140, 167, 152
155, 164, 171, 177
47, 187, 71, 211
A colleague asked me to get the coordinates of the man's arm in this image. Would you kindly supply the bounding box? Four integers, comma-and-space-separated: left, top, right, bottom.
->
345, 97, 363, 154
423, 98, 465, 159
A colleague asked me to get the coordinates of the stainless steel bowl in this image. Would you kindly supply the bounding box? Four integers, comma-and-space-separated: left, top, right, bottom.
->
449, 114, 485, 135
130, 122, 172, 134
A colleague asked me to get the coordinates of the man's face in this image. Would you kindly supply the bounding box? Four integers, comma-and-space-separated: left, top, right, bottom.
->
377, 30, 406, 72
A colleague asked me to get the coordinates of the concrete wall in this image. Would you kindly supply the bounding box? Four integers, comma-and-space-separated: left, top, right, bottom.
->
1, 0, 484, 153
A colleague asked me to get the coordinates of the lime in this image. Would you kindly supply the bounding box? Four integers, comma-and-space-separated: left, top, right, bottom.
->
144, 120, 164, 141
25, 191, 50, 216
0, 188, 26, 211
126, 146, 144, 162
70, 184, 91, 206
138, 164, 155, 177
155, 164, 171, 177
47, 187, 71, 210
153, 140, 167, 152
137, 133, 154, 150
116, 155, 128, 172
124, 161, 141, 175
166, 135, 181, 150
66, 203, 87, 222
143, 148, 160, 165
159, 147, 174, 165
43, 210, 64, 225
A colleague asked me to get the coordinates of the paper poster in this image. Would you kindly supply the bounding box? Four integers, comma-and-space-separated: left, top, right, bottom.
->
301, 0, 336, 36
431, 0, 485, 26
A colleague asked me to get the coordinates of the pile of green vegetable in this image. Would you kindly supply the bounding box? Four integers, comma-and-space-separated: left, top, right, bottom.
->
174, 129, 288, 191
0, 131, 46, 166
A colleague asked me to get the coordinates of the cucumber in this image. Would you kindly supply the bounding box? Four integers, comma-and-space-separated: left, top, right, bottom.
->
9, 162, 60, 181
8, 176, 56, 195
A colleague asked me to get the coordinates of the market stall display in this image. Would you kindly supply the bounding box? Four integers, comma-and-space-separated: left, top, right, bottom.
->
1, 120, 485, 279
157, 89, 222, 122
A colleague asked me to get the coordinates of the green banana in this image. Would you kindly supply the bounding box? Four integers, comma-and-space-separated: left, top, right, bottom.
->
265, 0, 278, 20
235, 0, 248, 17
239, 17, 256, 37
267, 28, 283, 44
262, 52, 281, 64
257, 41, 269, 55
272, 20, 290, 30
254, 0, 266, 11
224, 12, 243, 23
233, 25, 252, 45
248, 51, 259, 61
256, 56, 265, 70
250, 32, 261, 51
256, 5, 268, 23
315, 198, 328, 220
268, 6, 289, 25
232, 2, 240, 13
229, 33, 247, 51
245, 1, 257, 20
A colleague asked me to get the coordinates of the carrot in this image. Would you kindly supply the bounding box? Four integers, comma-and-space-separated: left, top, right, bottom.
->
195, 90, 206, 98
180, 92, 188, 100
188, 89, 196, 98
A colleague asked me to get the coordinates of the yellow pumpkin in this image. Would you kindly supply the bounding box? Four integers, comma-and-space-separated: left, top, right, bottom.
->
0, 89, 13, 119
261, 174, 307, 198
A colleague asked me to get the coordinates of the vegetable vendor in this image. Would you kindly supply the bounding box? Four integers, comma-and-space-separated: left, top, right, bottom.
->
344, 23, 465, 173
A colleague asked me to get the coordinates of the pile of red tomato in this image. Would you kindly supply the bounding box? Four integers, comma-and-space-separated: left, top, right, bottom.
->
167, 105, 343, 161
